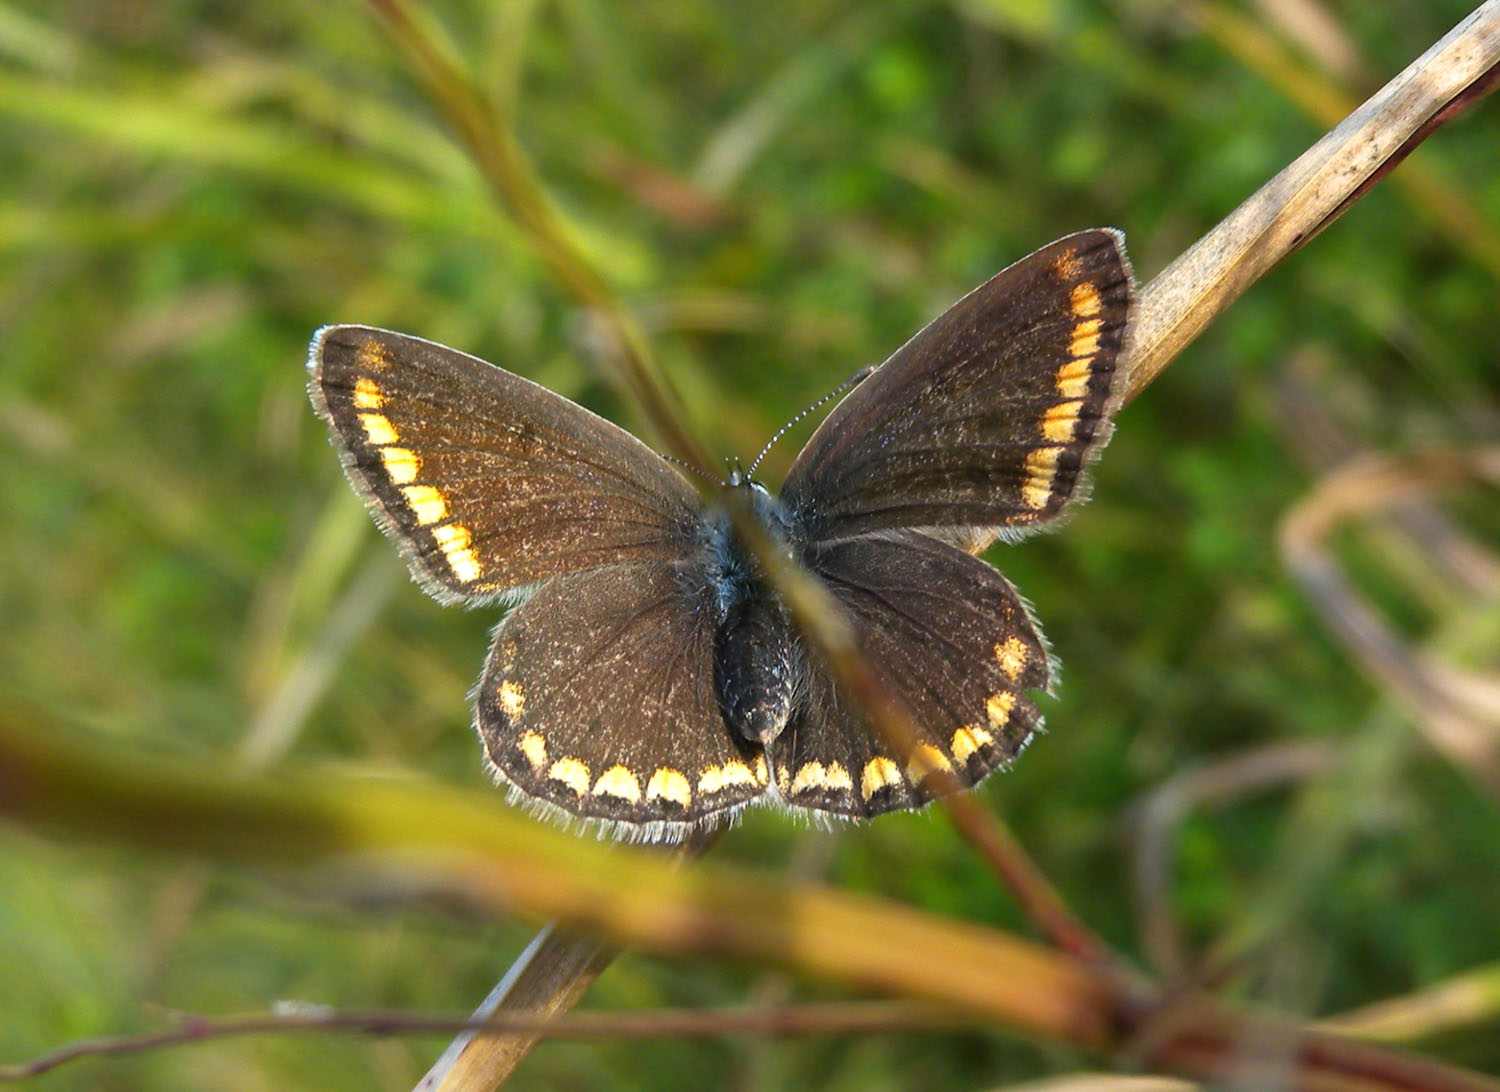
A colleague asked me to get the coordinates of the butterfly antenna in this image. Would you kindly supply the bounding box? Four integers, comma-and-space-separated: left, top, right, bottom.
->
747, 363, 878, 477
663, 451, 723, 486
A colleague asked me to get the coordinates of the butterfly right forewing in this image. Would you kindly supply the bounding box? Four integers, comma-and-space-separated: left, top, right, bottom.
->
310, 325, 704, 604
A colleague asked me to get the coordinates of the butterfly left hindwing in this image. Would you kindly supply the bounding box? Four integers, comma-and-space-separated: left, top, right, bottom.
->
769, 531, 1050, 818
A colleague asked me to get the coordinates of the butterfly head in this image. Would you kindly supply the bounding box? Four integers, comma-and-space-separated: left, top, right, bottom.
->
724, 464, 784, 523
724, 459, 753, 489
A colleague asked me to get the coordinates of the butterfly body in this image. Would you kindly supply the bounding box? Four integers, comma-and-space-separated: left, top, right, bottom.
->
309, 229, 1133, 840
705, 476, 801, 747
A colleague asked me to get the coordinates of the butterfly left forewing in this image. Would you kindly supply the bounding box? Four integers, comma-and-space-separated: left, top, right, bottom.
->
769, 531, 1050, 818
475, 560, 771, 837
781, 230, 1132, 542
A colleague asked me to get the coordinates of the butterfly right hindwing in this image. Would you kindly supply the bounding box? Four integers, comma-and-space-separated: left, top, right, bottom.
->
475, 560, 770, 836
769, 531, 1051, 818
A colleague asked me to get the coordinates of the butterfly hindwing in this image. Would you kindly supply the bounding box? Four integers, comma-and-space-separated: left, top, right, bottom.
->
474, 561, 770, 836
309, 325, 703, 603
769, 531, 1050, 818
781, 230, 1131, 541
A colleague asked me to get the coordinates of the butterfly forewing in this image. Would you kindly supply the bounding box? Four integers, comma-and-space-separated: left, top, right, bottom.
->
781, 230, 1131, 541
309, 326, 703, 603
475, 561, 770, 835
769, 531, 1050, 818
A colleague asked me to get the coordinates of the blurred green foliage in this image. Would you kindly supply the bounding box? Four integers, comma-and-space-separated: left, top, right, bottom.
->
2, 1, 1498, 1089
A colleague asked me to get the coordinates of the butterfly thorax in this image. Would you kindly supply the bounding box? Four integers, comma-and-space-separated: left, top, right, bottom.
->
708, 476, 799, 747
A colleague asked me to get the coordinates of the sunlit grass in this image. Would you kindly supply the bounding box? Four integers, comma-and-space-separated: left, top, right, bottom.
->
1, 2, 1497, 1089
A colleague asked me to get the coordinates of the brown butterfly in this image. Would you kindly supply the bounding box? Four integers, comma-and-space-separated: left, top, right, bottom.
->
308, 230, 1132, 840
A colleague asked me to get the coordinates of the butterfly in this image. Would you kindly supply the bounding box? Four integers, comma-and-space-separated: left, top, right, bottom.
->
308, 229, 1132, 841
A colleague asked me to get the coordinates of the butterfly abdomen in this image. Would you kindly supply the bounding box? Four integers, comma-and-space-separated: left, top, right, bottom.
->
713, 587, 797, 746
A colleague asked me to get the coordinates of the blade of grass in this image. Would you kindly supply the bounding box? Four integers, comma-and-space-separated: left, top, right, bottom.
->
363, 0, 716, 480
0, 68, 509, 244
3, 713, 1499, 1092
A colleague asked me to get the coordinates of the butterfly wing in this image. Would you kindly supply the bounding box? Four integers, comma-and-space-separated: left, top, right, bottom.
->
780, 230, 1132, 542
309, 325, 703, 603
475, 561, 771, 837
769, 531, 1049, 818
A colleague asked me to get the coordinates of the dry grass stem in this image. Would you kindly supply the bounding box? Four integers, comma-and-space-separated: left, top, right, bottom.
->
1130, 740, 1340, 979
1279, 448, 1500, 791
1125, 3, 1500, 403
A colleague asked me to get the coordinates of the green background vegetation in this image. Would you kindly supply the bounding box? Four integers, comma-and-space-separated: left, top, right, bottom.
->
2, 1, 1498, 1088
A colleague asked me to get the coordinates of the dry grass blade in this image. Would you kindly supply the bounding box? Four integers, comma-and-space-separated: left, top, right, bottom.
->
1279, 448, 1500, 792
1129, 740, 1339, 979
992, 1077, 1195, 1092
4, 715, 1500, 1092
1273, 358, 1500, 602
1320, 961, 1500, 1043
416, 822, 724, 1092
1191, 0, 1500, 278
1125, 2, 1500, 404
414, 925, 616, 1092
0, 714, 1116, 1053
